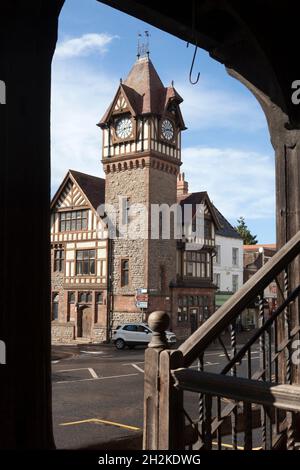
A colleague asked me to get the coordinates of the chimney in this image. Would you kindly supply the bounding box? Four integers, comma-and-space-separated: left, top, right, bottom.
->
177, 172, 189, 197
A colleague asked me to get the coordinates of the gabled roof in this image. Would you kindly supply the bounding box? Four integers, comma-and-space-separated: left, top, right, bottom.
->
98, 83, 141, 126
98, 56, 186, 129
51, 170, 105, 212
69, 170, 105, 210
213, 205, 242, 240
178, 191, 221, 230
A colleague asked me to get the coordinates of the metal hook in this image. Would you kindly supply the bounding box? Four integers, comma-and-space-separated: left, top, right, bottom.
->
188, 43, 200, 85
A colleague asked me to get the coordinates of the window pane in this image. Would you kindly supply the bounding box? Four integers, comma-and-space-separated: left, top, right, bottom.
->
90, 260, 95, 274
87, 292, 92, 303
76, 261, 82, 275
82, 261, 88, 274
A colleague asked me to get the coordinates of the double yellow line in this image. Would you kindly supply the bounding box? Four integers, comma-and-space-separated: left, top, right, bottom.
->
60, 418, 141, 432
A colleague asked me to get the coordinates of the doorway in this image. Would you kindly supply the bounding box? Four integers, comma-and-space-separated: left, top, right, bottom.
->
77, 306, 93, 338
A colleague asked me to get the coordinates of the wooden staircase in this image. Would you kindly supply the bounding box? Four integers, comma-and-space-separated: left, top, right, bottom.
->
143, 231, 300, 450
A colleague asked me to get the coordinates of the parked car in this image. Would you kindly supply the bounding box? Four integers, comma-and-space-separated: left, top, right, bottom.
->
112, 322, 177, 350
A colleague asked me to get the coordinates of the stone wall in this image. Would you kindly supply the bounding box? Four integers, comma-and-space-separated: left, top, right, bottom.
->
105, 157, 179, 322
105, 165, 148, 296
111, 311, 144, 329
51, 321, 75, 343
93, 324, 108, 343
148, 166, 178, 293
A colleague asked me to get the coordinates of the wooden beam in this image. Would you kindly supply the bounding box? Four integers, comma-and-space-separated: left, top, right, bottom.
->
172, 369, 300, 413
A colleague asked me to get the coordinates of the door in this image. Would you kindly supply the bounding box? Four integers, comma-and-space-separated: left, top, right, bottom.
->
190, 308, 198, 334
136, 325, 151, 344
77, 307, 93, 338
82, 307, 93, 338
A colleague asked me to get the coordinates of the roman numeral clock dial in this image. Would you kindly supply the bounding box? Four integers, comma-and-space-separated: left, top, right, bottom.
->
161, 119, 174, 141
115, 117, 133, 139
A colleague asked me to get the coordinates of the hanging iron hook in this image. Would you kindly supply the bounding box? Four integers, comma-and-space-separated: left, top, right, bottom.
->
188, 42, 200, 85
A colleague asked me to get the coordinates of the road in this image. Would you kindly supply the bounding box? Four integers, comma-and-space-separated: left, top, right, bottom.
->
52, 342, 261, 449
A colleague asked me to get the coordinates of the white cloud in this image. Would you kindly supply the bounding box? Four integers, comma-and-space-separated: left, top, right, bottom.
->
51, 59, 117, 193
178, 81, 266, 132
55, 33, 117, 59
182, 146, 275, 220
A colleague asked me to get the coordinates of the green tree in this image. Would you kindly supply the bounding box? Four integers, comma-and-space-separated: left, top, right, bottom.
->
234, 216, 258, 245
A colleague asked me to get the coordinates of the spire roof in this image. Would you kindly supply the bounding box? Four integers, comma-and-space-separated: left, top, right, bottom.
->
123, 56, 165, 115
97, 56, 185, 128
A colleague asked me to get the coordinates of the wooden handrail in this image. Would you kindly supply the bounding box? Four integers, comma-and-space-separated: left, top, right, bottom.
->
178, 230, 300, 367
172, 369, 300, 413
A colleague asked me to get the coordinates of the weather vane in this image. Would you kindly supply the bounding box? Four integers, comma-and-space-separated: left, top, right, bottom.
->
137, 31, 150, 59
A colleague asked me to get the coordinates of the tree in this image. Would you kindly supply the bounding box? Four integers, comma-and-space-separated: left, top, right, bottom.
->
234, 216, 258, 245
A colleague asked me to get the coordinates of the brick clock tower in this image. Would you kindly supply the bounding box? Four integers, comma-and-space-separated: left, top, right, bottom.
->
97, 51, 186, 327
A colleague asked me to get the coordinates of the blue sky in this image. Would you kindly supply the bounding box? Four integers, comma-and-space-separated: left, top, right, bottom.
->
51, 0, 276, 243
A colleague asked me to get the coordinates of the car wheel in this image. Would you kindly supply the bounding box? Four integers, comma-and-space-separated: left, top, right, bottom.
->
115, 339, 125, 350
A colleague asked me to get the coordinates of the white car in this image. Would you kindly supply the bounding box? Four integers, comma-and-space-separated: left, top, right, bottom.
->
112, 322, 177, 350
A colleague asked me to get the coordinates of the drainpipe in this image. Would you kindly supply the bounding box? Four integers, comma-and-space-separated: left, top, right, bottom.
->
106, 237, 114, 343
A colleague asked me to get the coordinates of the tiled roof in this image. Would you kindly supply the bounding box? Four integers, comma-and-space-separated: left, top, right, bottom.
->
243, 244, 276, 251
69, 170, 105, 211
213, 205, 242, 240
124, 57, 166, 115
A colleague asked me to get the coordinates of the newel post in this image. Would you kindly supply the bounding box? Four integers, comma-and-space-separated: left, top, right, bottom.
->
143, 311, 184, 450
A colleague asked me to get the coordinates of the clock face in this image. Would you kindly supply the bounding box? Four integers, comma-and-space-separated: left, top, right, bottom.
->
161, 119, 174, 141
115, 117, 133, 139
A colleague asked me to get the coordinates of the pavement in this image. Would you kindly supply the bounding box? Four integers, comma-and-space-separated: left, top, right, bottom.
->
51, 338, 261, 450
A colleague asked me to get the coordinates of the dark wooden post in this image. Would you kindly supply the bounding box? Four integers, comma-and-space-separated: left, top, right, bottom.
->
143, 311, 169, 450
158, 349, 185, 449
0, 1, 64, 448
273, 127, 300, 386
143, 311, 184, 450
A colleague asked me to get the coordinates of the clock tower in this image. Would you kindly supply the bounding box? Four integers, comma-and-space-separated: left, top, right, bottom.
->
97, 53, 186, 326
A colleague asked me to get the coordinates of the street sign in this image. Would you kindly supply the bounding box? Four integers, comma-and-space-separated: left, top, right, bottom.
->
136, 288, 148, 309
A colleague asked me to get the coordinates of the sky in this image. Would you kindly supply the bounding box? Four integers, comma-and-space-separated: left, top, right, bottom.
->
51, 0, 276, 243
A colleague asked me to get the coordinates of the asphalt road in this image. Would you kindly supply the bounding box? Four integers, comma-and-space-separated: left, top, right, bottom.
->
52, 342, 261, 450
